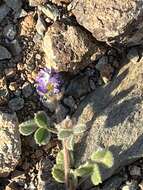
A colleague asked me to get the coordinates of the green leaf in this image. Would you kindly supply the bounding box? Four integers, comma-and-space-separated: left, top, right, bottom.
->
52, 164, 65, 183
73, 124, 86, 134
91, 149, 114, 168
75, 162, 93, 177
91, 164, 102, 186
58, 129, 73, 140
66, 135, 74, 150
56, 150, 74, 168
69, 169, 78, 187
34, 128, 51, 145
19, 119, 37, 136
34, 111, 49, 128
56, 150, 64, 166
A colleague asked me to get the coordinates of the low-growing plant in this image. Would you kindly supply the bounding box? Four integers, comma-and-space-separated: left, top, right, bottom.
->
19, 111, 114, 190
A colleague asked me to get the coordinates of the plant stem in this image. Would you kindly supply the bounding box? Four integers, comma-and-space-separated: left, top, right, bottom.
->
63, 140, 70, 190
61, 117, 76, 190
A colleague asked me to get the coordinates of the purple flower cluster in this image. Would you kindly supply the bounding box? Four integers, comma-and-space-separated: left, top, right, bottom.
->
36, 68, 63, 96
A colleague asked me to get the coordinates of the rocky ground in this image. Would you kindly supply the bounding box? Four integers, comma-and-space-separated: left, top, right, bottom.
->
1, 0, 143, 190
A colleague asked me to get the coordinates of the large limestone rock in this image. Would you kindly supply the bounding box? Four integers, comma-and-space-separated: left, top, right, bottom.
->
74, 56, 143, 184
70, 0, 143, 46
0, 111, 21, 177
43, 21, 106, 73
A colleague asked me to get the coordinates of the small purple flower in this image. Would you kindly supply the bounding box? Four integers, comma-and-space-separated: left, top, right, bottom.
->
36, 68, 63, 96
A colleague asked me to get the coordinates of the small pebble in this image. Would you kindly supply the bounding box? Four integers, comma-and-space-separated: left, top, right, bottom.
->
35, 54, 41, 60
9, 97, 24, 111
9, 82, 18, 91
22, 82, 33, 98
3, 24, 17, 41
122, 181, 138, 190
129, 165, 141, 176
39, 4, 60, 21
36, 14, 46, 37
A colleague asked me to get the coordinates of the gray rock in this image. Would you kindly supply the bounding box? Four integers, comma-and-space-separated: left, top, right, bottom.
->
63, 96, 77, 112
95, 56, 108, 71
54, 104, 69, 123
0, 111, 21, 177
73, 57, 143, 184
4, 0, 22, 11
70, 0, 143, 46
0, 45, 11, 60
22, 82, 33, 98
127, 48, 139, 63
0, 4, 10, 23
3, 24, 17, 40
9, 97, 24, 111
43, 21, 106, 73
8, 39, 21, 56
90, 175, 124, 190
101, 175, 124, 190
65, 75, 90, 98
37, 158, 64, 190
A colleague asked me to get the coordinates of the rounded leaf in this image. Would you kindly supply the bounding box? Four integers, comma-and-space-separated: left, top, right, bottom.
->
66, 135, 74, 150
56, 150, 64, 166
19, 119, 37, 136
91, 164, 102, 186
91, 149, 114, 168
34, 111, 49, 128
58, 129, 73, 140
52, 164, 65, 183
56, 150, 74, 168
75, 162, 93, 177
73, 124, 86, 134
34, 128, 51, 145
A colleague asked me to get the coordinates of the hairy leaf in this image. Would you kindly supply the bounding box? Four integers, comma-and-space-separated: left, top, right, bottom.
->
56, 150, 74, 168
75, 162, 93, 177
34, 111, 49, 128
34, 128, 51, 145
58, 129, 73, 140
19, 119, 37, 136
56, 150, 64, 166
73, 124, 86, 134
66, 135, 74, 150
91, 164, 102, 186
52, 164, 65, 183
91, 149, 114, 168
